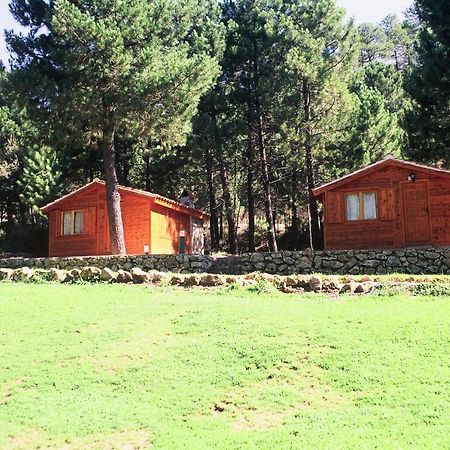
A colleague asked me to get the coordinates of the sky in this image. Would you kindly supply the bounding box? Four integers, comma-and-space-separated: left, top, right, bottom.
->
0, 0, 413, 67
336, 0, 413, 23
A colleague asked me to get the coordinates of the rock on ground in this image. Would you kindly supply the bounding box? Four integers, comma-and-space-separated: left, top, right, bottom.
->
100, 268, 117, 282
130, 267, 149, 284
117, 270, 133, 283
49, 268, 68, 283
12, 267, 33, 282
0, 268, 13, 281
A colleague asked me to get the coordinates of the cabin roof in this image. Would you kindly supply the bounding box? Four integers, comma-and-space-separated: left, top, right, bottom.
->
312, 157, 450, 197
40, 179, 209, 220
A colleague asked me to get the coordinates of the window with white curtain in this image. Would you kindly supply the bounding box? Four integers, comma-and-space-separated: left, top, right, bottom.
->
345, 192, 377, 221
363, 192, 377, 219
346, 194, 360, 221
62, 211, 84, 235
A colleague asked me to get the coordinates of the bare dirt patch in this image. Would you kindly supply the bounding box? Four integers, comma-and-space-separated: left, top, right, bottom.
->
209, 363, 351, 431
61, 429, 151, 450
85, 319, 175, 373
3, 431, 45, 450
0, 378, 27, 404
4, 429, 151, 450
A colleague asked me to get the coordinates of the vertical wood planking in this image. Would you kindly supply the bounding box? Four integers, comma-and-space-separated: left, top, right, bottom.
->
325, 191, 344, 223
320, 161, 450, 250
379, 188, 396, 220
45, 183, 204, 256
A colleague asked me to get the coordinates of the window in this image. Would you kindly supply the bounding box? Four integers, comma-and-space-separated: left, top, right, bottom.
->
345, 192, 377, 221
62, 211, 83, 235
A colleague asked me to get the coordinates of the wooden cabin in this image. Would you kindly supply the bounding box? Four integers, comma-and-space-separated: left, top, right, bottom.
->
40, 180, 209, 257
312, 157, 450, 251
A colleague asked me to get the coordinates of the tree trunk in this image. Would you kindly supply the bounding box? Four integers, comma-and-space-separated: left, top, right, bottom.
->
252, 38, 278, 252
246, 121, 255, 252
5, 191, 15, 235
290, 171, 301, 249
122, 150, 130, 187
206, 145, 220, 251
144, 151, 151, 191
215, 150, 238, 254
211, 111, 238, 254
219, 207, 223, 241
303, 78, 322, 250
393, 48, 400, 71
116, 141, 130, 187
255, 113, 278, 252
101, 120, 126, 255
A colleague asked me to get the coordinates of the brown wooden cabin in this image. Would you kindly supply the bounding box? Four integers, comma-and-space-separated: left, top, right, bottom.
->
312, 157, 450, 251
40, 180, 209, 257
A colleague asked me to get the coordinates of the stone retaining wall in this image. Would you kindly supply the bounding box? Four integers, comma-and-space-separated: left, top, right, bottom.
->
1, 247, 450, 275
238, 248, 450, 275
0, 254, 214, 273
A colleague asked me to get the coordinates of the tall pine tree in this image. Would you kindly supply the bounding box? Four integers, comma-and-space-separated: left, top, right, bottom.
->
281, 0, 357, 249
405, 0, 450, 163
7, 0, 224, 254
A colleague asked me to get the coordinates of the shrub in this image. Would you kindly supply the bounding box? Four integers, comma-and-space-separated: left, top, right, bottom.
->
411, 283, 450, 297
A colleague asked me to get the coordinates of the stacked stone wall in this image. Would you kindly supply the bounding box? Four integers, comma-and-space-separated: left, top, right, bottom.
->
0, 254, 214, 273
238, 248, 450, 275
1, 247, 450, 275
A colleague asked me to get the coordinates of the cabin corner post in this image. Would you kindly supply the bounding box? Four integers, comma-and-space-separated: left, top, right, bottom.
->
148, 202, 152, 255
47, 210, 53, 257
189, 215, 193, 255
95, 187, 100, 256
321, 193, 328, 251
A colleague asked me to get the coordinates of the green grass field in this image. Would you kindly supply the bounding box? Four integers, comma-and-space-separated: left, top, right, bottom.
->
0, 284, 449, 449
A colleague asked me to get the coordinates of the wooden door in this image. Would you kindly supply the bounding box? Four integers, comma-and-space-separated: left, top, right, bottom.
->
150, 210, 176, 254
402, 181, 431, 245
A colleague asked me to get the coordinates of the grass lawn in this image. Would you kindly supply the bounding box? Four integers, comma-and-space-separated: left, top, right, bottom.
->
0, 284, 449, 449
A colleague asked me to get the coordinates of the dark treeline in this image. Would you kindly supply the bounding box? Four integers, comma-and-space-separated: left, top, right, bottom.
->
0, 0, 448, 255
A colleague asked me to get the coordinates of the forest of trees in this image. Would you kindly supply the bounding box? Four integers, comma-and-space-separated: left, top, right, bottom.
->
0, 0, 449, 256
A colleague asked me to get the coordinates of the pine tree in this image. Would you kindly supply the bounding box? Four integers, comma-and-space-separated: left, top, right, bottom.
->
281, 0, 357, 249
343, 62, 408, 169
7, 0, 224, 254
405, 0, 450, 163
219, 0, 290, 252
358, 22, 390, 65
0, 64, 47, 231
381, 14, 415, 71
18, 144, 61, 216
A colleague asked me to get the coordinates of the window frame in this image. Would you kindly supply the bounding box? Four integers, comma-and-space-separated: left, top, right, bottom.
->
61, 210, 84, 236
344, 191, 378, 222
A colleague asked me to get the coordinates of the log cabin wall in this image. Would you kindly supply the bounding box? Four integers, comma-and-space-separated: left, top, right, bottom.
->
118, 191, 151, 255
46, 183, 198, 257
93, 188, 152, 256
48, 187, 98, 257
322, 163, 450, 251
150, 203, 191, 255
